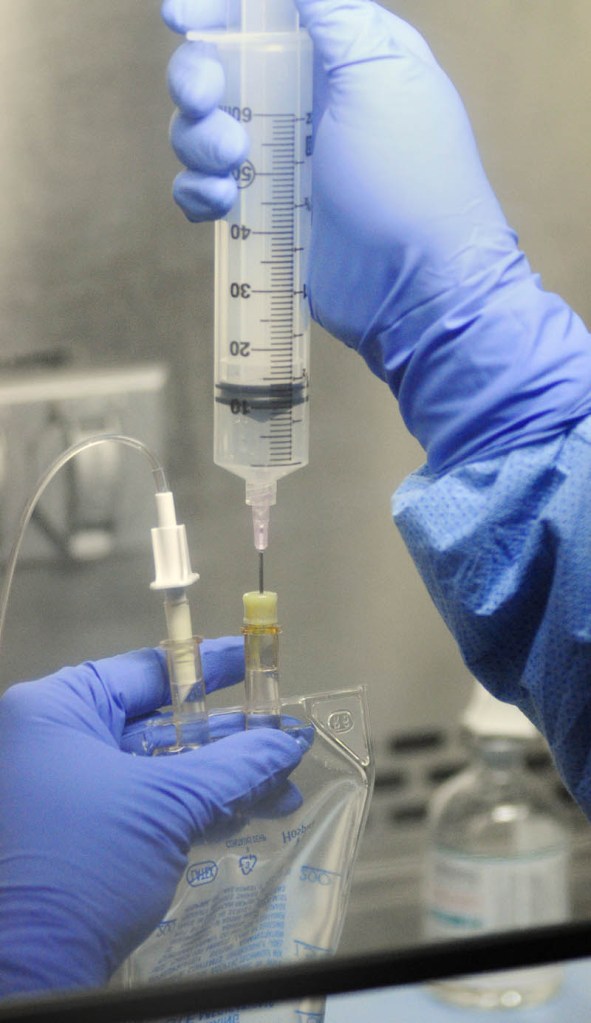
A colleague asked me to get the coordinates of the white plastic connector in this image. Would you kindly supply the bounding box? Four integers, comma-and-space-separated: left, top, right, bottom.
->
150, 491, 199, 590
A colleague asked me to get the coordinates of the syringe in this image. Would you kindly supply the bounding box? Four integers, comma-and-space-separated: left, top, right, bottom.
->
191, 0, 312, 565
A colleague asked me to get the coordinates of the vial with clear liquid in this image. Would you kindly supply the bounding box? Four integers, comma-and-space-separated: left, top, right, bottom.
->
242, 589, 281, 728
424, 685, 570, 1010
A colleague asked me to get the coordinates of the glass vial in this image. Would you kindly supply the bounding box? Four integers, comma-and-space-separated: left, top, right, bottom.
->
424, 684, 570, 1010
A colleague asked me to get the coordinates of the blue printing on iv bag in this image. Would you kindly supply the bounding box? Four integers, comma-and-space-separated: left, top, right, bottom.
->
118, 688, 374, 1023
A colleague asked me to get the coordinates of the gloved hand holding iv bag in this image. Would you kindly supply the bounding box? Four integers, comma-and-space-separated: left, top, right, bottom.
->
163, 0, 591, 474
159, 0, 591, 825
0, 640, 304, 997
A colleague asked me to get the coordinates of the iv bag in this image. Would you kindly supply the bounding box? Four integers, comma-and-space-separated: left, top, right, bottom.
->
119, 687, 374, 1023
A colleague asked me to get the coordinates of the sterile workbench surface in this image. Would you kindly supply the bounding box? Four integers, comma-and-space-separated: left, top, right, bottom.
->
324, 960, 591, 1022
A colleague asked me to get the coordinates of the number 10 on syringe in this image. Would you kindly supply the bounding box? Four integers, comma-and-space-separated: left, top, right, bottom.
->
201, 2, 313, 554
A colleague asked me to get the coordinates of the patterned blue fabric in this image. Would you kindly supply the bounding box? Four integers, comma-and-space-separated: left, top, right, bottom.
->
393, 414, 591, 816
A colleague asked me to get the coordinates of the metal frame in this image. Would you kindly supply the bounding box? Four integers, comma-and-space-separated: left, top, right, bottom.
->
2, 921, 591, 1022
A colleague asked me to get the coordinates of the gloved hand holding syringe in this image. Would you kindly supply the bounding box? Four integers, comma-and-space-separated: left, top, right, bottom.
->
185, 0, 313, 590
148, 0, 311, 740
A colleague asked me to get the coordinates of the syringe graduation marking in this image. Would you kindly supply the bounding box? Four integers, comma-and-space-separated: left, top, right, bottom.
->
216, 102, 309, 467
266, 113, 298, 462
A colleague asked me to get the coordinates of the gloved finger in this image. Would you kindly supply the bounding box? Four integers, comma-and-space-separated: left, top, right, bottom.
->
170, 108, 248, 174
121, 710, 174, 754
172, 168, 237, 220
140, 728, 305, 843
294, 0, 438, 73
162, 0, 226, 34
121, 708, 315, 756
52, 649, 170, 741
195, 778, 304, 843
120, 637, 244, 753
120, 636, 245, 753
282, 718, 315, 754
167, 40, 225, 116
251, 779, 304, 818
207, 710, 315, 750
201, 635, 244, 693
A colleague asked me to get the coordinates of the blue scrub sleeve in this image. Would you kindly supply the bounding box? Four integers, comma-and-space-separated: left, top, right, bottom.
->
393, 414, 591, 817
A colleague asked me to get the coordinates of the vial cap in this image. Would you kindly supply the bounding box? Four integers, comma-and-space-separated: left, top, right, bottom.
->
243, 590, 278, 626
462, 681, 538, 739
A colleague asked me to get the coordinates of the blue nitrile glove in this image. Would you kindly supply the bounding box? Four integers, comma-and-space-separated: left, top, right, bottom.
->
162, 0, 591, 473
0, 642, 304, 997
122, 636, 314, 825
124, 709, 314, 825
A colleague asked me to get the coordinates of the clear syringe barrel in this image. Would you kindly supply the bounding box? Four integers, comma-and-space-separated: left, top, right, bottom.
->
196, 6, 312, 542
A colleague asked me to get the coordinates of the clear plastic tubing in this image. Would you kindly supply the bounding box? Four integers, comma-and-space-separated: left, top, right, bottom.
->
189, 0, 312, 552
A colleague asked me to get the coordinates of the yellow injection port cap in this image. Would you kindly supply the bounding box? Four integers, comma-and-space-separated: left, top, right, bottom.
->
243, 590, 278, 627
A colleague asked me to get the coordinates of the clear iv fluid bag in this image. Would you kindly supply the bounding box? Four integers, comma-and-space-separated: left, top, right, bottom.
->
210, 15, 312, 494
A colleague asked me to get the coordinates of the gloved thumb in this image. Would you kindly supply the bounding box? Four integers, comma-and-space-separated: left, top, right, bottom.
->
293, 0, 437, 71
139, 728, 304, 847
